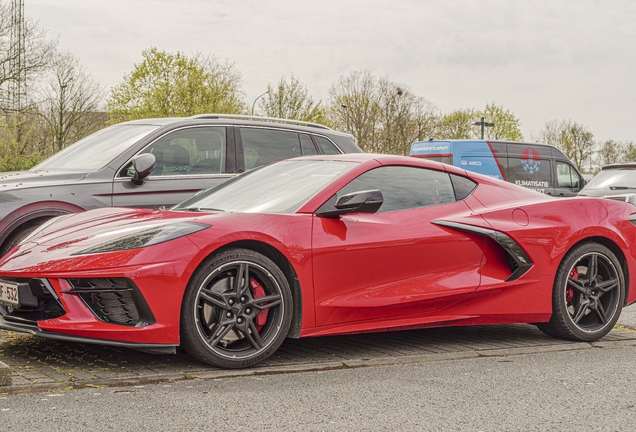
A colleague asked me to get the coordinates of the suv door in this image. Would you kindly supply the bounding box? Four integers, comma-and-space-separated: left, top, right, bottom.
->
112, 126, 235, 208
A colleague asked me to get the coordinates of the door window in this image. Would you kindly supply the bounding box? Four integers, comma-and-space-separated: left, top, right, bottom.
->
240, 128, 301, 170
129, 127, 226, 177
318, 166, 456, 214
556, 162, 581, 189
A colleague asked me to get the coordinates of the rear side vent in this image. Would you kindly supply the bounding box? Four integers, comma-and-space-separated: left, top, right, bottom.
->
66, 278, 155, 327
432, 220, 533, 281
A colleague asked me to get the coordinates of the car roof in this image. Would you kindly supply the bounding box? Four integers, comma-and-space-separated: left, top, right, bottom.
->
601, 162, 636, 170
420, 139, 558, 150
119, 115, 354, 138
290, 153, 460, 171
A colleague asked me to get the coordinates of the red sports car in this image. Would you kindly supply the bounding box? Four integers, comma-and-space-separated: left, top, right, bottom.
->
0, 154, 635, 368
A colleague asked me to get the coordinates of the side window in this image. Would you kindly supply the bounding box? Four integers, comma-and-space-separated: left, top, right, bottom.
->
129, 127, 226, 177
317, 166, 456, 214
314, 136, 340, 155
557, 162, 580, 189
240, 128, 301, 170
450, 174, 477, 200
507, 156, 552, 193
300, 134, 318, 155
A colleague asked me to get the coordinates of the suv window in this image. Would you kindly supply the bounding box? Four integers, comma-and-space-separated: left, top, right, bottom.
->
240, 128, 301, 170
556, 162, 580, 189
134, 127, 226, 177
300, 134, 318, 155
315, 136, 340, 155
318, 166, 456, 214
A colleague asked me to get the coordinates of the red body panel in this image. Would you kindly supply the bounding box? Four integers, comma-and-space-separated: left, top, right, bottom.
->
1, 154, 635, 346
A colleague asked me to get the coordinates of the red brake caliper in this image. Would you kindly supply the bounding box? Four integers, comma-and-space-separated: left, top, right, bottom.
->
566, 267, 578, 303
250, 278, 269, 330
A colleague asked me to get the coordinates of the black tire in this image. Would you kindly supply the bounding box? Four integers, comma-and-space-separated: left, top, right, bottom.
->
538, 242, 625, 341
180, 248, 292, 368
0, 221, 45, 257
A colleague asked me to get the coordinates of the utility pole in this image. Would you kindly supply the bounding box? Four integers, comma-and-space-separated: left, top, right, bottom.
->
473, 117, 494, 139
9, 0, 26, 113
58, 82, 67, 149
341, 104, 349, 133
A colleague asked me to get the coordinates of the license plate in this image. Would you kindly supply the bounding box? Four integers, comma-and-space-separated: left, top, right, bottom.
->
0, 279, 19, 306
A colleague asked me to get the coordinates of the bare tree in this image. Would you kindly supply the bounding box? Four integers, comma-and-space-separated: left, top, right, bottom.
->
327, 70, 437, 155
38, 52, 105, 152
535, 119, 594, 170
597, 139, 624, 167
328, 70, 381, 150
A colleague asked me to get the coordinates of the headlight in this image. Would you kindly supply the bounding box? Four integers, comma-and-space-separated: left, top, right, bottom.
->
72, 222, 210, 255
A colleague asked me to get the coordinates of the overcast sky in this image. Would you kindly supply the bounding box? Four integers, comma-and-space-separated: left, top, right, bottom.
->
26, 0, 636, 142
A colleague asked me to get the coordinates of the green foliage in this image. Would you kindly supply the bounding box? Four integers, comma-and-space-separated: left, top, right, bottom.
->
623, 142, 636, 162
436, 103, 522, 141
597, 139, 636, 167
259, 75, 327, 124
437, 109, 475, 139
476, 103, 523, 141
0, 114, 43, 172
107, 47, 246, 124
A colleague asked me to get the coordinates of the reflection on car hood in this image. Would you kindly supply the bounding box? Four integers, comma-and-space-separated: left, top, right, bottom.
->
0, 170, 89, 189
31, 207, 211, 249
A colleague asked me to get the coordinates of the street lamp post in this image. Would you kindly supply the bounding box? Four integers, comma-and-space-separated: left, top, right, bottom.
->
58, 81, 69, 149
473, 117, 494, 139
251, 90, 270, 116
341, 104, 349, 133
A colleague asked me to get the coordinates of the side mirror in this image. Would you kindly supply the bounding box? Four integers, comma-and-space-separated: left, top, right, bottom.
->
317, 189, 383, 218
131, 154, 156, 185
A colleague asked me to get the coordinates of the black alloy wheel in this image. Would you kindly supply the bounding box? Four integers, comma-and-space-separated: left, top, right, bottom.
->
181, 248, 292, 368
537, 242, 624, 341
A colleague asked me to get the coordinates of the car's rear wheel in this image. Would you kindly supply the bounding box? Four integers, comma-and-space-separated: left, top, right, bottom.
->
537, 242, 624, 341
180, 248, 292, 368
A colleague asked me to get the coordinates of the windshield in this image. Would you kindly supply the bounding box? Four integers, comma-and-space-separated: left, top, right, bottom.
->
173, 160, 357, 214
33, 124, 160, 172
584, 168, 636, 190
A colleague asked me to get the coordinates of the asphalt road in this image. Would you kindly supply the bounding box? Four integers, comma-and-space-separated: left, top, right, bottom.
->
2, 346, 636, 431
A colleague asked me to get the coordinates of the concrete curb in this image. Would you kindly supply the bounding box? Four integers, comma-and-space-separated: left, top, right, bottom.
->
0, 361, 11, 387
3, 343, 636, 395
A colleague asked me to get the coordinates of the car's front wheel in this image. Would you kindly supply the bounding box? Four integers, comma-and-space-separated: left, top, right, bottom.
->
537, 242, 624, 341
180, 248, 292, 368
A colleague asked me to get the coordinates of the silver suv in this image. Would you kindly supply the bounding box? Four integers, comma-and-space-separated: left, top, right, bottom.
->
0, 114, 362, 256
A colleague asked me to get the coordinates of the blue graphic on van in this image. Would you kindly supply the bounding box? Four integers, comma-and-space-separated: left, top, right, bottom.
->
410, 140, 505, 180
520, 147, 541, 175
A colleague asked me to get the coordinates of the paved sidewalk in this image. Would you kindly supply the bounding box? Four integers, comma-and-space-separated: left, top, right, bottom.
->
1, 323, 636, 394
618, 303, 636, 330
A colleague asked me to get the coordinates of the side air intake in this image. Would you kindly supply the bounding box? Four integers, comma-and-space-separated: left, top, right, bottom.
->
432, 221, 533, 281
